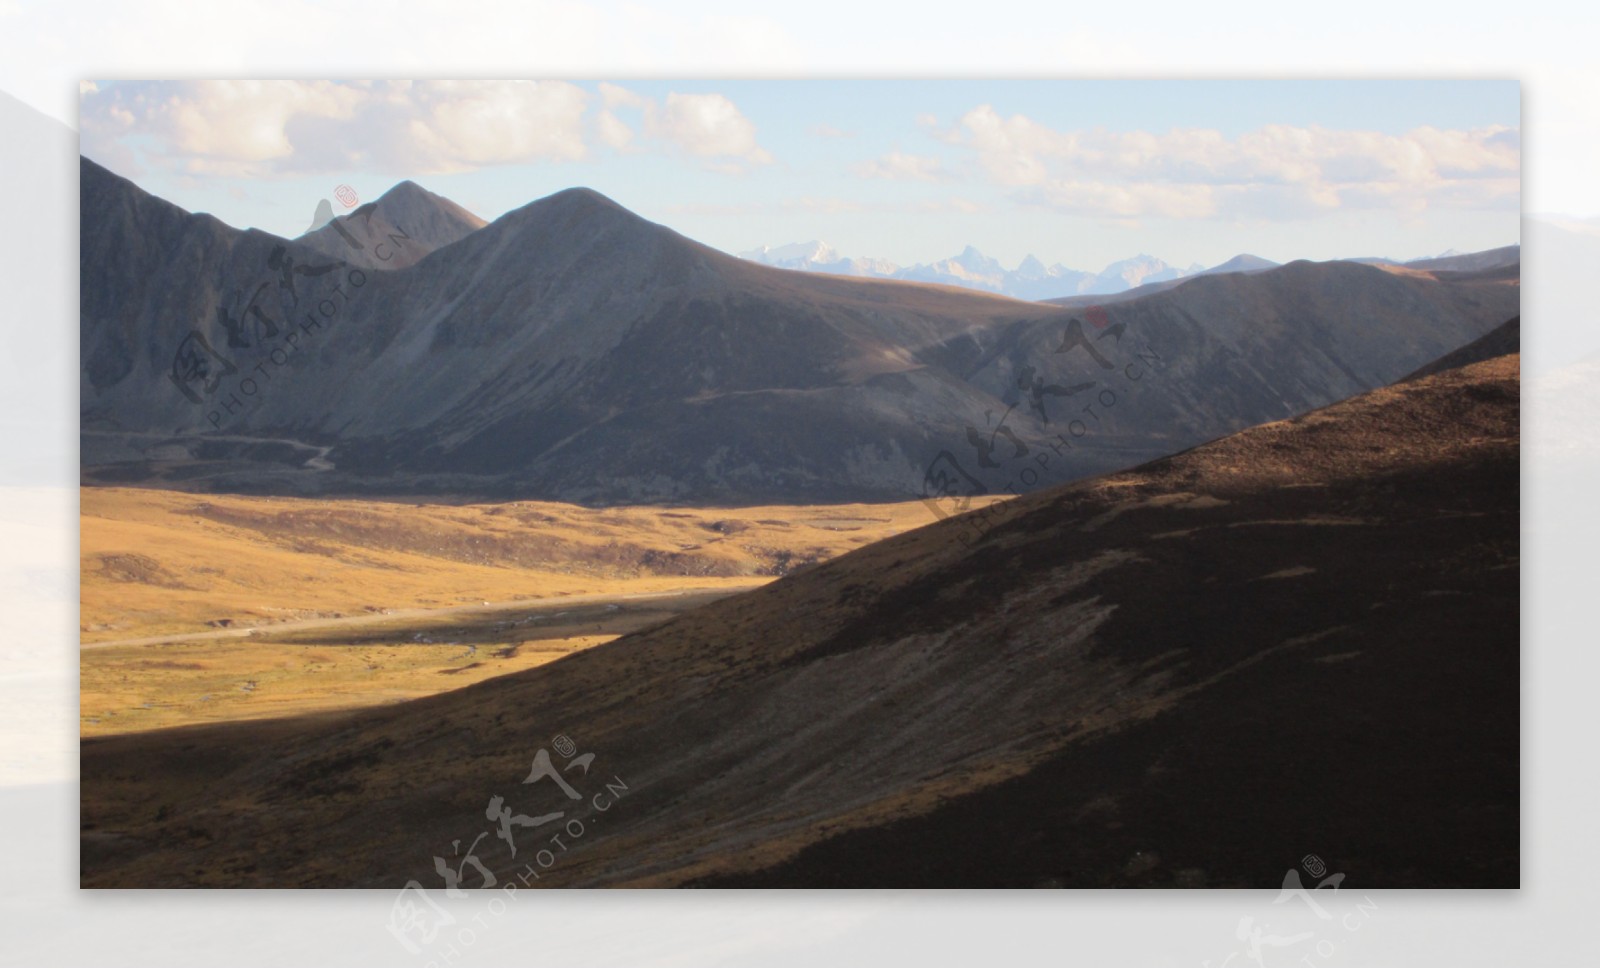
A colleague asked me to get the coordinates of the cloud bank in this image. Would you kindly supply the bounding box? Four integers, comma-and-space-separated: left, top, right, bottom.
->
81, 80, 774, 177
873, 104, 1519, 221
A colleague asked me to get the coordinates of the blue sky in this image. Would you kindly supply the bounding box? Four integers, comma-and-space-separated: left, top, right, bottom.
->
80, 79, 1520, 270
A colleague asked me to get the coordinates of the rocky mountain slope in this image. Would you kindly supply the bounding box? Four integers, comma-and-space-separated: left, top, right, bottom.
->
81, 157, 1518, 505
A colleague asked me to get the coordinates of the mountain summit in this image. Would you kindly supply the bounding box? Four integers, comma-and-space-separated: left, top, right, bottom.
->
1198, 253, 1279, 276
298, 178, 486, 269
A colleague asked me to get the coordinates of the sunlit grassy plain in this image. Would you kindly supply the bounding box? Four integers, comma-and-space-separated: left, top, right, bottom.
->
81, 487, 932, 736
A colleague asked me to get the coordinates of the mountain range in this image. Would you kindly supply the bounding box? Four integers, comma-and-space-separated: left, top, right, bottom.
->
737, 241, 1520, 303
80, 159, 1518, 506
739, 241, 1209, 299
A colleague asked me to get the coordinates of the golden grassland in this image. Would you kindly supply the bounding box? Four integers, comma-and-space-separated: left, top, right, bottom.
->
79, 592, 717, 736
81, 486, 934, 736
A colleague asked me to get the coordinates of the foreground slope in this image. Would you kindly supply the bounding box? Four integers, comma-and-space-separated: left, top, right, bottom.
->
81, 157, 1517, 504
83, 349, 1518, 888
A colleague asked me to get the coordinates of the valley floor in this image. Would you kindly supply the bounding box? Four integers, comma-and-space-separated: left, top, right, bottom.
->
80, 488, 931, 736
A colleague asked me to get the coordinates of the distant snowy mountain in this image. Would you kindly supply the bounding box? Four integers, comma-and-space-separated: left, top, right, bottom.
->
740, 240, 1519, 302
736, 241, 898, 278
739, 243, 1202, 300
1090, 254, 1200, 293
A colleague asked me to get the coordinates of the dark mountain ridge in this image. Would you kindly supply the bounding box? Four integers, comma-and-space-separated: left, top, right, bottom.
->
81, 157, 1518, 505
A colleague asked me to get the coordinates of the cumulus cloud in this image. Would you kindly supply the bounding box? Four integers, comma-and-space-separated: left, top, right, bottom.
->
852, 150, 949, 182
594, 109, 636, 151
583, 84, 775, 172
944, 104, 1519, 220
598, 82, 647, 111
80, 80, 592, 177
644, 91, 774, 170
80, 80, 774, 177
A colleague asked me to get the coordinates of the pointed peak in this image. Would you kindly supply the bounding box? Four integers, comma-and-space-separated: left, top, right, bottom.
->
544, 186, 625, 211
1200, 253, 1280, 276
488, 186, 658, 241
356, 179, 487, 230
496, 186, 638, 227
367, 180, 441, 208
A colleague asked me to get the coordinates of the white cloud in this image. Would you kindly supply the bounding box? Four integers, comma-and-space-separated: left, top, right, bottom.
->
80, 80, 591, 176
598, 82, 647, 110
79, 80, 778, 179
382, 80, 590, 171
645, 92, 773, 170
595, 109, 636, 151
852, 150, 949, 182
945, 104, 1520, 220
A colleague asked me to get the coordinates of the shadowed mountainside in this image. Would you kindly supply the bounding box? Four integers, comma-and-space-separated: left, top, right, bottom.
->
1047, 246, 1518, 310
81, 157, 1516, 504
82, 346, 1518, 888
1405, 315, 1520, 380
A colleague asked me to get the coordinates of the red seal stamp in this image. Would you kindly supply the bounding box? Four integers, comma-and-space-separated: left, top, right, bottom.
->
334, 184, 359, 208
1085, 304, 1110, 329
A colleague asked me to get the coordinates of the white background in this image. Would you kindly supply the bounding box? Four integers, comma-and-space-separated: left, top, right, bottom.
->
1, 1, 1594, 965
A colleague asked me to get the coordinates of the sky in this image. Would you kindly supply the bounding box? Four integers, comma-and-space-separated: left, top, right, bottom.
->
79, 78, 1520, 271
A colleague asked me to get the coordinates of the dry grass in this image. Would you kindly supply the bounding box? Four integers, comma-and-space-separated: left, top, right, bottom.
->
81, 487, 930, 643
78, 594, 702, 737
81, 487, 933, 735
